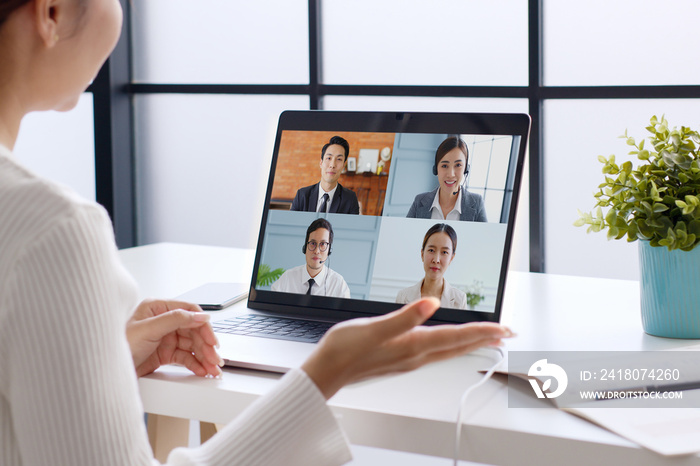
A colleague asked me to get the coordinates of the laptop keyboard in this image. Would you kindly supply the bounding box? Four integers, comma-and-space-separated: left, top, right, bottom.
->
212, 315, 334, 343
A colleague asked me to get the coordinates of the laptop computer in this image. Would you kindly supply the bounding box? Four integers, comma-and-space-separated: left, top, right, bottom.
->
212, 110, 531, 373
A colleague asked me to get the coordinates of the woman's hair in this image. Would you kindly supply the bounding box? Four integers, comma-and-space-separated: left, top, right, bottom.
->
421, 223, 457, 254
0, 0, 31, 27
434, 136, 469, 169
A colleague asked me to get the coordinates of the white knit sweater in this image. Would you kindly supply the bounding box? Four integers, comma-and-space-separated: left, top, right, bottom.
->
0, 145, 351, 465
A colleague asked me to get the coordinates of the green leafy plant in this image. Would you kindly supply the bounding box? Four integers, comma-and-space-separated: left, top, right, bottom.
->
464, 280, 486, 309
256, 264, 285, 287
575, 115, 700, 251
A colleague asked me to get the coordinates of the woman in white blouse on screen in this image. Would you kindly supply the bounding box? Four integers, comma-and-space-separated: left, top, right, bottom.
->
0, 1, 512, 464
396, 223, 468, 310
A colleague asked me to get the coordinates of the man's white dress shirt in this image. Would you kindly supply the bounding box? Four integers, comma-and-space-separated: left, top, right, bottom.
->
272, 264, 351, 298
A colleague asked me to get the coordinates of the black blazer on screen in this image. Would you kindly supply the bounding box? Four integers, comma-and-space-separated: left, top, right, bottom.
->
290, 183, 360, 215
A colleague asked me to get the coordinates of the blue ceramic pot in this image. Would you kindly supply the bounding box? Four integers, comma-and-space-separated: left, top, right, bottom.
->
639, 241, 700, 338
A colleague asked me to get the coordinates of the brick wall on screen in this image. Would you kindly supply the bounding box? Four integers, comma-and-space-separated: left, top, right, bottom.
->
272, 131, 396, 215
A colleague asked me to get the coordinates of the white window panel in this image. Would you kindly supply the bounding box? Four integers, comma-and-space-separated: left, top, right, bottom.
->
322, 0, 528, 86
544, 1, 700, 86
134, 94, 309, 249
14, 94, 95, 201
483, 189, 505, 224
132, 0, 309, 84
469, 141, 491, 188
467, 136, 512, 191
544, 99, 700, 280
323, 95, 529, 114
485, 137, 513, 190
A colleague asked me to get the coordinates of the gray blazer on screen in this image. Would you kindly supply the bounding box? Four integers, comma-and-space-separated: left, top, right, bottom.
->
406, 188, 487, 222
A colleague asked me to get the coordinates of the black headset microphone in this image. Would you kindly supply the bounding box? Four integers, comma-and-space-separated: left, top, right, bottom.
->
318, 247, 332, 263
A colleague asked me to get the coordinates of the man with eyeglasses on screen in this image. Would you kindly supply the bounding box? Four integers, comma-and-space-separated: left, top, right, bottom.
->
271, 218, 351, 298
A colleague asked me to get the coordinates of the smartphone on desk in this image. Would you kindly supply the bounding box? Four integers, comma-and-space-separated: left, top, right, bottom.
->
175, 282, 249, 310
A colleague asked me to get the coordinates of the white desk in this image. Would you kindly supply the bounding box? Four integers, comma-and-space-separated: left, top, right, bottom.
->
120, 242, 700, 465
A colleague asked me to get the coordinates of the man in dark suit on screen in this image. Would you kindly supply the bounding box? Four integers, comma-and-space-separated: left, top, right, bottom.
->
290, 136, 360, 215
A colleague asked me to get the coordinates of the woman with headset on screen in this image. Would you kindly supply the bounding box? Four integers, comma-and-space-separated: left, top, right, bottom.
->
0, 1, 513, 464
396, 223, 468, 310
406, 136, 487, 222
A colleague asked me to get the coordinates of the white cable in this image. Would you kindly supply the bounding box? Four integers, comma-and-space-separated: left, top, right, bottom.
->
453, 346, 505, 466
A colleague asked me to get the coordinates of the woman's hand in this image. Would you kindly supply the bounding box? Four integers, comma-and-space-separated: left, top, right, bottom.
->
301, 298, 513, 399
126, 299, 223, 377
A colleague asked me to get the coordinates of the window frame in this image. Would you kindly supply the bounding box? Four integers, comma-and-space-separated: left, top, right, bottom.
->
94, 0, 700, 269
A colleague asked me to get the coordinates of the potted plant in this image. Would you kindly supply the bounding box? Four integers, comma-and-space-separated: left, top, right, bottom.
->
575, 115, 700, 338
464, 280, 486, 309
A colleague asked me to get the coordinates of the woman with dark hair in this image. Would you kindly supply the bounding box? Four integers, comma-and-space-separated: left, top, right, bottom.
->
406, 136, 487, 222
396, 223, 468, 309
0, 1, 511, 464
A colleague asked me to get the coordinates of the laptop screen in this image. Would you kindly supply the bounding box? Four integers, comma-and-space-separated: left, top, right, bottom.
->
249, 111, 530, 324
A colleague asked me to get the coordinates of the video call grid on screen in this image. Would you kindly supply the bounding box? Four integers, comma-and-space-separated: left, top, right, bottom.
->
249, 111, 529, 325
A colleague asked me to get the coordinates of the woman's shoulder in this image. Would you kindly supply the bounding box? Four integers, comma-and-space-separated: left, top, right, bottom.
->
463, 190, 484, 203
397, 281, 422, 301
407, 189, 438, 217
413, 188, 438, 202
2, 153, 102, 208
442, 280, 467, 299
0, 156, 111, 256
460, 190, 487, 221
442, 280, 465, 294
442, 280, 468, 309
